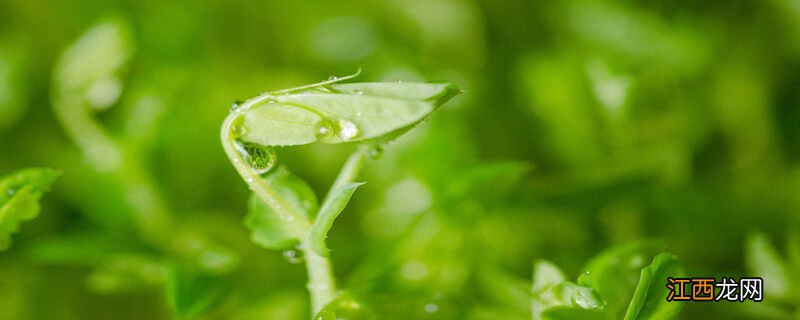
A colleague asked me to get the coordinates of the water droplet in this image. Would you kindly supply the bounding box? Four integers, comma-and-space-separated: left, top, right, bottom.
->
397, 80, 403, 84
234, 139, 277, 174
367, 146, 384, 160
246, 177, 254, 183
387, 140, 396, 146
230, 114, 248, 137
424, 303, 439, 314
283, 249, 304, 264
6, 188, 15, 197
328, 75, 339, 81
337, 119, 360, 141
230, 100, 244, 111
316, 124, 332, 137
267, 100, 276, 104
354, 90, 364, 95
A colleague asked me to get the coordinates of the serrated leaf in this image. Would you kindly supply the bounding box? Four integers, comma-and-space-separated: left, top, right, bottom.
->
623, 253, 684, 320
580, 241, 662, 318
0, 168, 60, 250
238, 81, 459, 147
243, 166, 317, 250
309, 182, 364, 256
542, 307, 614, 320
166, 267, 228, 317
745, 233, 790, 299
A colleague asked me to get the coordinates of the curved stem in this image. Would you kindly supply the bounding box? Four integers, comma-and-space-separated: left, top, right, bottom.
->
220, 113, 312, 235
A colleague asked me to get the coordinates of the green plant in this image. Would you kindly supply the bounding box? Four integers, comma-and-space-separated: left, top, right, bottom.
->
531, 242, 684, 320
0, 168, 59, 250
220, 71, 460, 317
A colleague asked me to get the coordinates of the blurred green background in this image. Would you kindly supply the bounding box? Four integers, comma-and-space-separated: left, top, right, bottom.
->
2, 0, 800, 319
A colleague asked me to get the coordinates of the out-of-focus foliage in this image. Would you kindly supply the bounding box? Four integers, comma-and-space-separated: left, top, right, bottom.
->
0, 168, 59, 250
1, 0, 799, 319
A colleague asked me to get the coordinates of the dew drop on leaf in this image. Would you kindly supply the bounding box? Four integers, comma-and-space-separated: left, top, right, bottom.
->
234, 139, 277, 174
316, 123, 333, 138
367, 146, 384, 160
282, 249, 304, 264
336, 118, 360, 141
328, 75, 338, 81
230, 99, 244, 112
6, 188, 14, 197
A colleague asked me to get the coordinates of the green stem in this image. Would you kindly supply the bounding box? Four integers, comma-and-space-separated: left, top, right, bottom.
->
220, 112, 311, 235
304, 146, 368, 314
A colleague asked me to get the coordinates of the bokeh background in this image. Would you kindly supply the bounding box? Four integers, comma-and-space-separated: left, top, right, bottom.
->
2, 0, 800, 319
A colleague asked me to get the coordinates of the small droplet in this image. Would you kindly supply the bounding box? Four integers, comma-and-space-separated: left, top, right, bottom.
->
337, 119, 360, 141
367, 146, 384, 160
234, 139, 277, 174
283, 249, 304, 264
387, 140, 396, 146
230, 100, 244, 111
424, 303, 439, 314
328, 75, 339, 81
246, 177, 254, 183
316, 124, 332, 137
397, 80, 403, 84
267, 100, 276, 104
230, 114, 248, 137
354, 90, 364, 95
6, 188, 15, 197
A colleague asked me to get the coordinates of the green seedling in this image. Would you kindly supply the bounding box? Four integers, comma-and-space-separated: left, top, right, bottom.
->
220, 71, 460, 316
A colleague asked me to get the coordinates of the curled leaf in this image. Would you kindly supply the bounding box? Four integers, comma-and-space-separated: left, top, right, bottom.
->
236, 81, 460, 147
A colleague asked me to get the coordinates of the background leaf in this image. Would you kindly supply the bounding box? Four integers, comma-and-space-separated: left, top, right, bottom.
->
166, 266, 228, 317
0, 168, 60, 250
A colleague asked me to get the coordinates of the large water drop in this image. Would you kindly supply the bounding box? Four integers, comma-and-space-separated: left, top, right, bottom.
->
337, 118, 360, 141
234, 139, 277, 174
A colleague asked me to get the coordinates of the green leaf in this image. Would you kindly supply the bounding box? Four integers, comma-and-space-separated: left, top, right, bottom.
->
166, 267, 228, 317
313, 293, 365, 320
542, 307, 614, 320
243, 166, 318, 250
623, 253, 684, 320
745, 233, 790, 300
532, 278, 605, 320
580, 241, 662, 318
86, 254, 167, 294
0, 168, 60, 250
53, 18, 132, 110
309, 182, 364, 256
237, 81, 460, 147
532, 260, 567, 293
